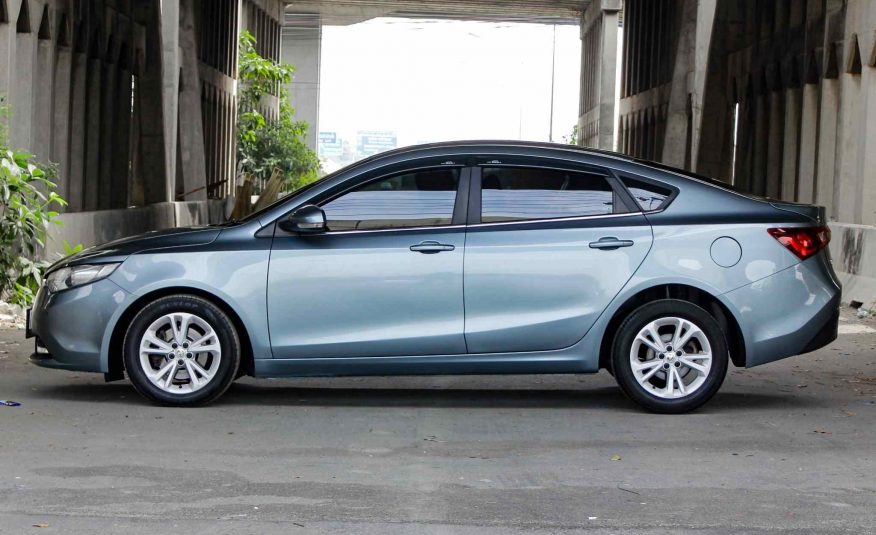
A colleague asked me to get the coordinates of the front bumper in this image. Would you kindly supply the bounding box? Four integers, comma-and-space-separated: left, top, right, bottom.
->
27, 278, 129, 373
723, 250, 841, 367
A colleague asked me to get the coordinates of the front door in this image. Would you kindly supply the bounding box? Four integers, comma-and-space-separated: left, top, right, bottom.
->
268, 166, 468, 359
463, 162, 653, 353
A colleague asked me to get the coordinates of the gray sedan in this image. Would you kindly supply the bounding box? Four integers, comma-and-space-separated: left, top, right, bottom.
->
27, 141, 841, 412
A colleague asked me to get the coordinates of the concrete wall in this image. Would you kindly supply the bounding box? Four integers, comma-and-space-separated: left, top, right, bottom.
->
44, 200, 226, 258
829, 222, 876, 309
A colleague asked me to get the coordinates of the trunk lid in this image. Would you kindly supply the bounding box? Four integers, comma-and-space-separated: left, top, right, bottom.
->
769, 201, 826, 225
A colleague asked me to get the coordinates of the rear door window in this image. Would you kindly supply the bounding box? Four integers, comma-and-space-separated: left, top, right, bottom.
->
479, 167, 618, 223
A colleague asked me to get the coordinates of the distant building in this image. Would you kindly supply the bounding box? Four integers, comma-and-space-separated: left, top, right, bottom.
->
356, 131, 397, 159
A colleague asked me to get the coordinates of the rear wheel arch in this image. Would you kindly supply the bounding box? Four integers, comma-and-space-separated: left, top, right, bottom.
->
107, 287, 255, 381
598, 284, 745, 371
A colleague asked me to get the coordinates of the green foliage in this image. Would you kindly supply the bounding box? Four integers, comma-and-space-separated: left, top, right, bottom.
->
236, 31, 319, 191
563, 125, 579, 146
0, 103, 68, 307
60, 240, 84, 257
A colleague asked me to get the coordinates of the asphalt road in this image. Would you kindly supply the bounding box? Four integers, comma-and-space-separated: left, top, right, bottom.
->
1, 310, 875, 534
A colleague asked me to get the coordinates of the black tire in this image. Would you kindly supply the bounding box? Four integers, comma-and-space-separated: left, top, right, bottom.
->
123, 294, 241, 406
612, 299, 728, 414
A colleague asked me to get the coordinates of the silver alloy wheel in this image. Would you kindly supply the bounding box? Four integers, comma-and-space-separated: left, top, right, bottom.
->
138, 312, 222, 394
629, 316, 713, 399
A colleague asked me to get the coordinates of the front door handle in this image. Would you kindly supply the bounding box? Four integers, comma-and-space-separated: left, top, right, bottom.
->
410, 241, 455, 254
589, 237, 634, 250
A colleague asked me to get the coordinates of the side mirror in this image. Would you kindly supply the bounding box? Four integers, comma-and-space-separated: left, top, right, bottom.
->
279, 205, 327, 234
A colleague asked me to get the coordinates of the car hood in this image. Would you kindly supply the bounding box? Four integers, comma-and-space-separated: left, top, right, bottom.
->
49, 226, 221, 271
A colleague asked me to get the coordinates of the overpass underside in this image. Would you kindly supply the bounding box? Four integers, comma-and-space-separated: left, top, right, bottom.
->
284, 0, 586, 25
577, 0, 876, 303
0, 0, 285, 255
2, 0, 875, 302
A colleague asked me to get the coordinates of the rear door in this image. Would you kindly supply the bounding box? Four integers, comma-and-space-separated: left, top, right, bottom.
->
463, 159, 653, 353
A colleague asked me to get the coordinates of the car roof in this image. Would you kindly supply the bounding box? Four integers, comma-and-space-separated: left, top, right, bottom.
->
352, 140, 633, 167
357, 140, 751, 197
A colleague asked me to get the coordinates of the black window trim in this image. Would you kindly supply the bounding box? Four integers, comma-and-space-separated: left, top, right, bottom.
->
467, 160, 639, 227
615, 172, 680, 214
305, 164, 471, 235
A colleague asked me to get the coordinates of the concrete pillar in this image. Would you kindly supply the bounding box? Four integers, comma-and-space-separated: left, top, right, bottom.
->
688, 0, 717, 170
32, 36, 54, 163
67, 50, 88, 211
765, 91, 784, 199
161, 0, 180, 185
9, 13, 35, 148
815, 79, 840, 218
176, 0, 207, 201
577, 0, 621, 150
859, 70, 876, 225
661, 0, 716, 170
130, 76, 144, 207
51, 47, 73, 206
733, 95, 753, 191
750, 92, 768, 196
780, 88, 801, 201
138, 0, 172, 204
836, 74, 862, 224
0, 1, 16, 103
98, 57, 118, 210
83, 55, 103, 211
796, 83, 819, 204
202, 84, 214, 196
111, 61, 133, 209
281, 13, 322, 151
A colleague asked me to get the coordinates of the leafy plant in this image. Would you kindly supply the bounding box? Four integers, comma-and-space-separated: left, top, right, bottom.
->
0, 103, 68, 307
236, 31, 319, 193
563, 125, 579, 146
60, 240, 83, 257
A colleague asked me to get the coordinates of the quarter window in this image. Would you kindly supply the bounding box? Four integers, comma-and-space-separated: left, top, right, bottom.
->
479, 167, 616, 223
620, 176, 673, 211
321, 168, 460, 231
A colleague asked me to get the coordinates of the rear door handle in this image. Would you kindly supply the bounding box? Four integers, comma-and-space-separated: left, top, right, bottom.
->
589, 237, 634, 250
410, 241, 455, 254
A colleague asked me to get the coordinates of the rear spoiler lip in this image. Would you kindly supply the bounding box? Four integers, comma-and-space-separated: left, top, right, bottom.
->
769, 202, 826, 225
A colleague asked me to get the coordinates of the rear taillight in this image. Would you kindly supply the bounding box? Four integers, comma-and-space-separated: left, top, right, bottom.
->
767, 226, 831, 260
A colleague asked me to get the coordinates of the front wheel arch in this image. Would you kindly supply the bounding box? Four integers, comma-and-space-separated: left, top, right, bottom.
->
598, 284, 745, 372
107, 287, 255, 381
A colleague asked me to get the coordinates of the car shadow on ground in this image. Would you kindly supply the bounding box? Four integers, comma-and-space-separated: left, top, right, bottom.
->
38, 381, 812, 413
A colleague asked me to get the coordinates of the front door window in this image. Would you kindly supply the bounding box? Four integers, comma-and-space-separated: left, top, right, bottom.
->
321, 168, 460, 231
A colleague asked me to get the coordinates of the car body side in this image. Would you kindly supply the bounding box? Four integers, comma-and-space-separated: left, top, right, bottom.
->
29, 143, 841, 379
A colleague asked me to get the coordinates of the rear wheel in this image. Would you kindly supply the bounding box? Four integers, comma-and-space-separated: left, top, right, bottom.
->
123, 295, 240, 406
612, 299, 728, 413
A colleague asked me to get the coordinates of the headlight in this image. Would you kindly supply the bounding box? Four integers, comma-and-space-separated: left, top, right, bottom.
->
46, 263, 120, 293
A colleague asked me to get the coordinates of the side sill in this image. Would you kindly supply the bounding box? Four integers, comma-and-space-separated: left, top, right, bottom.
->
253, 353, 595, 378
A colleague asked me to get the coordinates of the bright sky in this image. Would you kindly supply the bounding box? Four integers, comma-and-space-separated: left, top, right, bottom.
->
319, 18, 582, 149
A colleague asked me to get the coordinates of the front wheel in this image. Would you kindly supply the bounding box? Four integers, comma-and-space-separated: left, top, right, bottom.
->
612, 299, 728, 413
123, 295, 240, 406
